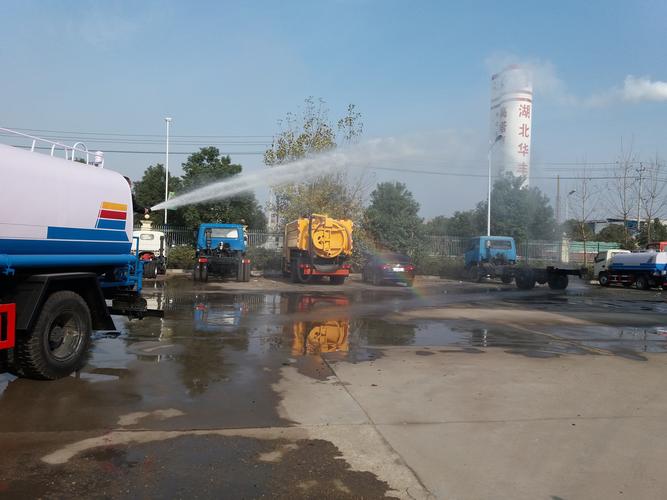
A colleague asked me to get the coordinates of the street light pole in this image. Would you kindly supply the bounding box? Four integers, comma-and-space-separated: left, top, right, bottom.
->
487, 135, 503, 237
164, 117, 172, 224
566, 189, 576, 223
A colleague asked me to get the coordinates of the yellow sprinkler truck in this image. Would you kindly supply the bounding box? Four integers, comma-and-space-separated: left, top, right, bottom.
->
283, 214, 353, 284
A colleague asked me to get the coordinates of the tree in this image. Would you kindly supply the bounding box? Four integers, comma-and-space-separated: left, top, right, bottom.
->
264, 98, 365, 226
471, 173, 556, 243
639, 158, 667, 244
177, 147, 266, 229
596, 224, 626, 245
638, 218, 667, 247
364, 182, 423, 254
423, 215, 450, 235
606, 141, 637, 248
569, 171, 598, 265
133, 163, 182, 225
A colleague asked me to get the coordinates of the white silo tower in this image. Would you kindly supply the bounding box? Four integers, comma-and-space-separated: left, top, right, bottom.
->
489, 65, 533, 186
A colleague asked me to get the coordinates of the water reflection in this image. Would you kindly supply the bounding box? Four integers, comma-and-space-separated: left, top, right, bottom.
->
282, 294, 350, 355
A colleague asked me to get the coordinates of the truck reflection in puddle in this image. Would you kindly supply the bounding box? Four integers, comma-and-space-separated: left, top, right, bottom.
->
283, 294, 350, 356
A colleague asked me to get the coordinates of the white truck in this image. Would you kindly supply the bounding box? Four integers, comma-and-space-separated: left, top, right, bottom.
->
595, 249, 667, 290
132, 217, 167, 279
593, 249, 630, 286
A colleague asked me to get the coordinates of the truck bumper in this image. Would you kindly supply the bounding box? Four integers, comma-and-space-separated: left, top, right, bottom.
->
299, 264, 350, 277
0, 303, 16, 350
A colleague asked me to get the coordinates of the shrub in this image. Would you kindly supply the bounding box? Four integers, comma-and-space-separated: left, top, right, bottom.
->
167, 245, 196, 269
246, 247, 283, 271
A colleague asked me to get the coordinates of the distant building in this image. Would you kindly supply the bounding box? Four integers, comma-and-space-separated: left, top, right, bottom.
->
489, 65, 533, 186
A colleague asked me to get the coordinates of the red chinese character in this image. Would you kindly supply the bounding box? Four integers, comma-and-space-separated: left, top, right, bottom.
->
517, 162, 529, 175
518, 143, 529, 156
500, 107, 507, 119
499, 121, 507, 133
519, 104, 531, 118
519, 123, 530, 138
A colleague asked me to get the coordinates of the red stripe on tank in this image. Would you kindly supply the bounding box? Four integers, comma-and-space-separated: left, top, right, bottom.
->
99, 210, 127, 220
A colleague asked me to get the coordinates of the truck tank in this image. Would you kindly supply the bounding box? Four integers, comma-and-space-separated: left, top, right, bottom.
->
0, 142, 134, 270
285, 214, 353, 259
610, 251, 667, 271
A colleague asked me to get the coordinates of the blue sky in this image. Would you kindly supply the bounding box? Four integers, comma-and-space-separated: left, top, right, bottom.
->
2, 0, 666, 217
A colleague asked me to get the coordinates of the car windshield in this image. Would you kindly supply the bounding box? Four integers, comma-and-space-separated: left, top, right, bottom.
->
378, 254, 409, 263
489, 240, 512, 249
210, 228, 239, 239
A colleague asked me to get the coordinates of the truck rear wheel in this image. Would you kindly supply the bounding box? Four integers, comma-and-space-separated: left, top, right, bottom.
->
237, 260, 250, 282
14, 291, 92, 380
548, 274, 569, 290
143, 261, 158, 279
330, 276, 346, 285
515, 269, 536, 290
635, 275, 650, 290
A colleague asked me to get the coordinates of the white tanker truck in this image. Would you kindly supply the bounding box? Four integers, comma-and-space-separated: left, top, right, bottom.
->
0, 128, 158, 379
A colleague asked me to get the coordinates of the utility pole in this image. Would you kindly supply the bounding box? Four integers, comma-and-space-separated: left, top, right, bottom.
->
636, 162, 646, 236
487, 134, 503, 236
555, 175, 561, 225
164, 117, 172, 224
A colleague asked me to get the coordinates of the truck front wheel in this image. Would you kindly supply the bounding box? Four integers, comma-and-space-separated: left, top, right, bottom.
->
14, 291, 92, 380
598, 272, 610, 287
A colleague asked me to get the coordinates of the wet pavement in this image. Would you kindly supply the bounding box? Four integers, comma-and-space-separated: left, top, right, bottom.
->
1, 274, 667, 499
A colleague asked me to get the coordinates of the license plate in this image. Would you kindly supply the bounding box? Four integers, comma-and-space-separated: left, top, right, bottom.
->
392, 266, 404, 272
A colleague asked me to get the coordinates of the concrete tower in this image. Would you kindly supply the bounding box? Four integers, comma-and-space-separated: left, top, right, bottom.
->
490, 65, 533, 186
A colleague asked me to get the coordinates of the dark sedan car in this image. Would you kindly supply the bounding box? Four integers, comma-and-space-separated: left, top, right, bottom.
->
362, 253, 416, 286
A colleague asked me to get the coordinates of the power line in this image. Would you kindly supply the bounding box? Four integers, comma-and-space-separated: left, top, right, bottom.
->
10, 145, 265, 155
2, 126, 273, 139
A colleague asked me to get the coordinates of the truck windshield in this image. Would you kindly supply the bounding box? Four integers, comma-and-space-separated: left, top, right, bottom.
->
489, 240, 512, 249
140, 234, 155, 240
210, 228, 239, 239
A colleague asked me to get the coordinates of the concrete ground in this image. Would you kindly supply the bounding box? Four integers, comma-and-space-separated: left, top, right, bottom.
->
1, 274, 667, 499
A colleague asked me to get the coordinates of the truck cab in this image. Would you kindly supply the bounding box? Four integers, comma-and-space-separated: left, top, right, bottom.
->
132, 217, 166, 279
593, 249, 630, 284
464, 236, 517, 268
193, 223, 250, 282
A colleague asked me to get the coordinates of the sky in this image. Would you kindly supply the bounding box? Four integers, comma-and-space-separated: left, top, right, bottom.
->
1, 0, 666, 219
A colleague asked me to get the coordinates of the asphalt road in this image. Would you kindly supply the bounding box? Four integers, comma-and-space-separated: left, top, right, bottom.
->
1, 274, 667, 499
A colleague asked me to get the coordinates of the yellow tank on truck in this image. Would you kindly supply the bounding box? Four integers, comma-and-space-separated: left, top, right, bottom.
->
0, 142, 133, 269
284, 214, 353, 258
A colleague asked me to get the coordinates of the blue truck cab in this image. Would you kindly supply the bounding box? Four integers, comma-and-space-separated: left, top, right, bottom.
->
193, 223, 250, 282
464, 236, 517, 268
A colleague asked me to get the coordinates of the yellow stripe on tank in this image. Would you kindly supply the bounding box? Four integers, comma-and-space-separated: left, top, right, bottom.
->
101, 202, 128, 211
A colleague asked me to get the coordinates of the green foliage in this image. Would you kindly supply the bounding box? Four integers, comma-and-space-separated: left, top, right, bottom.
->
167, 245, 195, 269
479, 174, 556, 242
178, 147, 266, 229
562, 218, 594, 241
134, 163, 182, 225
364, 182, 423, 255
427, 174, 555, 242
638, 218, 667, 247
246, 247, 283, 272
264, 97, 364, 226
596, 224, 626, 245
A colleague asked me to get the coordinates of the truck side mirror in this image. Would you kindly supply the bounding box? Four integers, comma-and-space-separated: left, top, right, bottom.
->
485, 240, 491, 249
